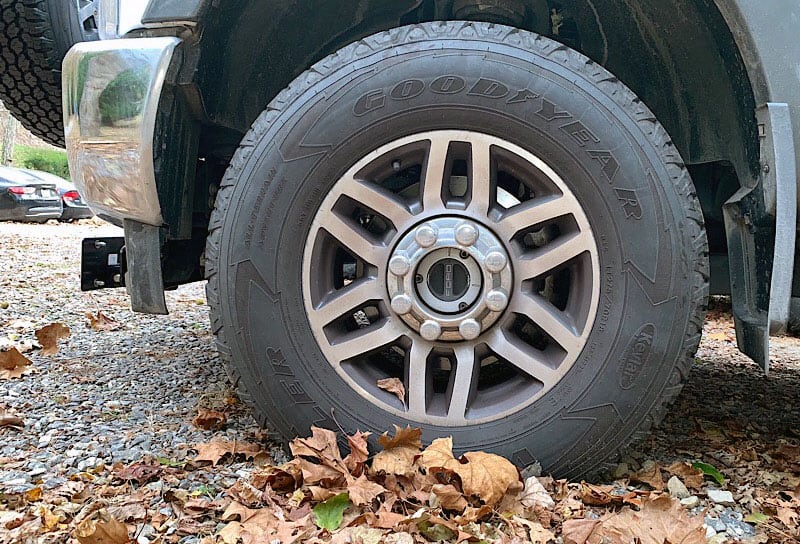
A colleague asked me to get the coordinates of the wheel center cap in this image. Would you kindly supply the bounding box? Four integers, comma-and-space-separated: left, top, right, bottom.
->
387, 217, 513, 342
428, 259, 470, 302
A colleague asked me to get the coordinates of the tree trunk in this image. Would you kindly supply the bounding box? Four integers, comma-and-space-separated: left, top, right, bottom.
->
0, 102, 17, 166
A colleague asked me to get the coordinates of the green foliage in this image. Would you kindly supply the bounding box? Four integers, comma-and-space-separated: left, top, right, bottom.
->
312, 492, 350, 531
99, 67, 148, 124
692, 461, 726, 486
13, 146, 70, 179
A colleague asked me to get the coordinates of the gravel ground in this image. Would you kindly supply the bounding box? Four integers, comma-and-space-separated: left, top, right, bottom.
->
1, 221, 799, 543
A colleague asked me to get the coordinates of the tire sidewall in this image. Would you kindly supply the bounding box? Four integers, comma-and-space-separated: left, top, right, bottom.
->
216, 28, 696, 474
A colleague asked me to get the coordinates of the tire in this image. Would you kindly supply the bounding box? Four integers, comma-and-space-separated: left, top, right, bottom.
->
0, 0, 98, 148
206, 21, 709, 478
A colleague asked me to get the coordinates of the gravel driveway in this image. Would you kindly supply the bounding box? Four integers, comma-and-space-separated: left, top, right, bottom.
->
1, 221, 798, 543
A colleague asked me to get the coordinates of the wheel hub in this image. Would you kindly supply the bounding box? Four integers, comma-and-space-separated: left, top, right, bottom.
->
387, 217, 513, 342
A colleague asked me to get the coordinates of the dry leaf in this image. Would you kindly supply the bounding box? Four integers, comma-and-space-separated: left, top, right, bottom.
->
74, 510, 131, 544
0, 409, 24, 428
563, 518, 601, 544
520, 476, 556, 510
192, 408, 227, 431
665, 462, 706, 490
194, 440, 263, 466
348, 474, 387, 506
586, 495, 705, 544
35, 323, 70, 356
432, 484, 468, 512
631, 463, 664, 491
377, 378, 406, 405
86, 311, 123, 331
372, 426, 422, 477
420, 437, 520, 506
0, 347, 31, 380
343, 431, 371, 476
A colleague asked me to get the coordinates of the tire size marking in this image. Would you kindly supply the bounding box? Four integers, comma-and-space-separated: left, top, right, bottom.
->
353, 77, 641, 220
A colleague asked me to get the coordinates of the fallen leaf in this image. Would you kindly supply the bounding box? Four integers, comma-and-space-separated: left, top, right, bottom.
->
35, 323, 70, 356
420, 436, 520, 506
86, 311, 123, 332
372, 426, 422, 477
0, 347, 31, 379
665, 462, 706, 490
744, 512, 770, 524
693, 461, 726, 486
587, 495, 705, 544
431, 483, 468, 512
194, 440, 262, 466
0, 409, 24, 428
348, 474, 387, 506
520, 476, 556, 509
313, 492, 350, 531
74, 509, 131, 544
512, 516, 557, 544
343, 431, 370, 476
192, 408, 227, 431
631, 463, 664, 491
562, 518, 601, 544
115, 463, 163, 485
377, 377, 406, 405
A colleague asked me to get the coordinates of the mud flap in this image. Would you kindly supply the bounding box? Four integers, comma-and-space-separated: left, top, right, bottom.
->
724, 103, 797, 373
123, 219, 168, 315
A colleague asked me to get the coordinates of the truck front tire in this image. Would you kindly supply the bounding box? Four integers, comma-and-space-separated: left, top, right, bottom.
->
206, 22, 709, 477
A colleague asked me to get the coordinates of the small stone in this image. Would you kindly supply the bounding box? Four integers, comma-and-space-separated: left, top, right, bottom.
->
706, 515, 727, 532
705, 526, 717, 539
612, 463, 630, 479
708, 534, 728, 544
0, 301, 8, 309
668, 476, 690, 499
680, 495, 700, 508
707, 489, 736, 506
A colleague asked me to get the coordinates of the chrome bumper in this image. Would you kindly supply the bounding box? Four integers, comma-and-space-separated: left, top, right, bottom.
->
62, 37, 180, 227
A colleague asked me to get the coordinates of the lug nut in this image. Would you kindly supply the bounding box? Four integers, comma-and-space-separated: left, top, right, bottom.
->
455, 223, 479, 247
391, 294, 413, 315
415, 224, 438, 248
486, 289, 509, 312
419, 320, 442, 341
389, 255, 411, 276
459, 319, 481, 340
485, 251, 508, 273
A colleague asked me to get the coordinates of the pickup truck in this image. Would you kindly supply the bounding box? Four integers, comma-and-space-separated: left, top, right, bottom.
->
1, 0, 797, 478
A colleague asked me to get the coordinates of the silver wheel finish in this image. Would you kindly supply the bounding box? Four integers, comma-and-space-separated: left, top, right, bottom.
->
302, 131, 600, 426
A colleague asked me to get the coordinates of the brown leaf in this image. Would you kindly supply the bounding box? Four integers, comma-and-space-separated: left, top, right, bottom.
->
115, 463, 163, 485
665, 462, 706, 491
86, 311, 123, 332
194, 440, 262, 466
631, 463, 664, 491
74, 510, 131, 544
372, 426, 422, 477
431, 484, 468, 512
348, 474, 387, 506
343, 431, 371, 476
377, 378, 406, 405
587, 495, 705, 544
0, 347, 31, 380
297, 457, 345, 486
251, 462, 302, 492
419, 437, 520, 506
579, 483, 641, 507
290, 426, 351, 484
562, 518, 601, 544
0, 409, 24, 429
35, 323, 70, 356
192, 408, 227, 431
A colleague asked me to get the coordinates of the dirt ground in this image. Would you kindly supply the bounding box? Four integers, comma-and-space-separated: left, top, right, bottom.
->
1, 221, 798, 543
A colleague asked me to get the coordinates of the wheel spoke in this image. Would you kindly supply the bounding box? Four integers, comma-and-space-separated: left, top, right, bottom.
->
78, 1, 96, 23
516, 232, 592, 280
321, 213, 384, 264
312, 278, 381, 327
422, 138, 449, 211
468, 140, 493, 216
329, 319, 404, 362
339, 177, 414, 229
405, 341, 432, 418
486, 328, 559, 387
511, 293, 582, 354
495, 195, 571, 241
448, 345, 479, 421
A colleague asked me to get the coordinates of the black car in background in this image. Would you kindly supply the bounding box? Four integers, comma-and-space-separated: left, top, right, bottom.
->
0, 166, 62, 222
52, 177, 94, 221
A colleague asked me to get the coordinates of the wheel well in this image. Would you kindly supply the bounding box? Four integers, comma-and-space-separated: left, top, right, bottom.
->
191, 0, 757, 273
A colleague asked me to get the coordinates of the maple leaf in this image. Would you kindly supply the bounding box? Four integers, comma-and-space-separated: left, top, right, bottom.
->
0, 347, 31, 380
348, 474, 387, 506
74, 509, 130, 544
115, 463, 164, 485
86, 311, 123, 331
431, 483, 468, 512
194, 440, 262, 466
420, 437, 520, 507
290, 426, 351, 484
313, 492, 351, 531
372, 426, 422, 476
631, 463, 664, 491
520, 476, 556, 510
192, 408, 227, 431
377, 377, 406, 405
35, 323, 70, 356
343, 431, 371, 476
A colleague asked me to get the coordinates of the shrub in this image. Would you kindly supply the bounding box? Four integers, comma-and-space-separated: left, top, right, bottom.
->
14, 146, 70, 179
